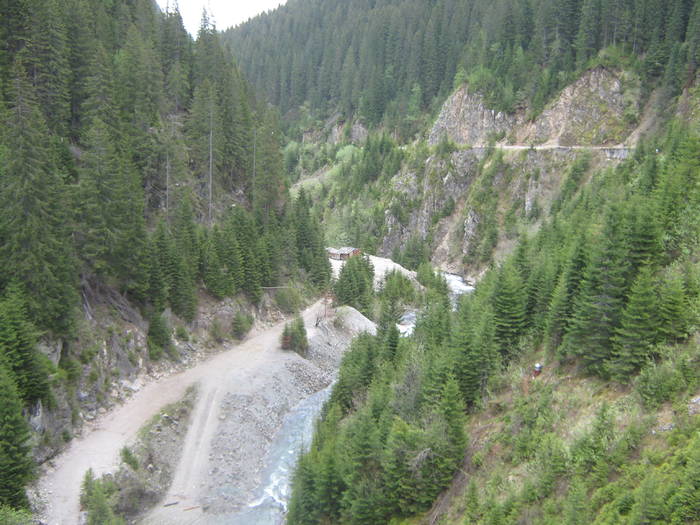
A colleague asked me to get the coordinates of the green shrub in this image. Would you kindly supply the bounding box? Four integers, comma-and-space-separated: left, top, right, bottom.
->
120, 446, 138, 471
232, 312, 254, 339
275, 287, 302, 314
209, 319, 226, 344
175, 325, 189, 341
634, 361, 688, 409
281, 317, 309, 356
80, 345, 99, 364
60, 356, 82, 385
0, 506, 33, 525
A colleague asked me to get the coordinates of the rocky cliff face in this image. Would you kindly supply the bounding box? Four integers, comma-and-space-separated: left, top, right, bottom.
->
31, 288, 293, 464
380, 149, 485, 261
515, 68, 640, 145
377, 67, 646, 276
429, 67, 641, 148
428, 90, 520, 146
378, 147, 605, 277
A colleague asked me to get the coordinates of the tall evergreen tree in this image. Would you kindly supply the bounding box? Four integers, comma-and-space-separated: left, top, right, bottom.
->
492, 263, 527, 362
564, 208, 630, 376
25, 0, 70, 134
0, 365, 33, 509
0, 64, 77, 334
0, 284, 50, 405
610, 267, 660, 380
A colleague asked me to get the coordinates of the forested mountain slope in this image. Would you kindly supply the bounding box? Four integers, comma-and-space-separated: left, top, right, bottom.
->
226, 0, 700, 135
288, 93, 700, 525
225, 1, 700, 524
0, 0, 330, 515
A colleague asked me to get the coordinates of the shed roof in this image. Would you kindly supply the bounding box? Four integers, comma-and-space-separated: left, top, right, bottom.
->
327, 246, 358, 255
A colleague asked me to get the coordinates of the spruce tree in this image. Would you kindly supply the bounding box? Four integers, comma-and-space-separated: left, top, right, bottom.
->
564, 208, 630, 376
382, 324, 400, 363
0, 284, 50, 405
0, 366, 33, 509
492, 263, 527, 363
145, 239, 166, 312
25, 0, 70, 134
0, 63, 77, 334
610, 267, 660, 380
381, 417, 423, 516
201, 231, 229, 299
438, 376, 467, 468
669, 434, 700, 522
657, 270, 689, 342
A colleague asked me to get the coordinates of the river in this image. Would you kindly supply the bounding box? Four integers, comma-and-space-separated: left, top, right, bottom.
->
230, 270, 474, 523
222, 385, 333, 524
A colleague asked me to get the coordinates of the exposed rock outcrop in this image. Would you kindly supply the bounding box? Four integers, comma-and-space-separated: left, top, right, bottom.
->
515, 67, 640, 146
429, 67, 641, 148
429, 89, 520, 146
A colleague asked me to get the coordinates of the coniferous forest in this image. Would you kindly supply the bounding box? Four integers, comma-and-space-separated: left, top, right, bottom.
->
0, 0, 330, 514
1, 0, 700, 523
226, 0, 700, 130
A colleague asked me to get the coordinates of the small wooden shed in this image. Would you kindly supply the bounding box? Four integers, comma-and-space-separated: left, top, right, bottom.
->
327, 246, 361, 260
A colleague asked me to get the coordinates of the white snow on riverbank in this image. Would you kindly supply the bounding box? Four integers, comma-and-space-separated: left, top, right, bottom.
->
330, 254, 417, 289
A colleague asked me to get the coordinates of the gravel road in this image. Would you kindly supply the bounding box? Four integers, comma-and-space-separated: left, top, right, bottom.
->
35, 300, 328, 525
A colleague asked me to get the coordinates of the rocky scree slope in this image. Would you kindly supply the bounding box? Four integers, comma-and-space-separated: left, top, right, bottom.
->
377, 67, 691, 276
429, 67, 641, 147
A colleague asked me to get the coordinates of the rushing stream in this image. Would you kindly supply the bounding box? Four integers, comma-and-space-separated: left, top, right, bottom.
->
225, 384, 333, 524
227, 270, 473, 524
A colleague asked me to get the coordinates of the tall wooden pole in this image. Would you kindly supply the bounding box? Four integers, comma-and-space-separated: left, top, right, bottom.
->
208, 98, 213, 226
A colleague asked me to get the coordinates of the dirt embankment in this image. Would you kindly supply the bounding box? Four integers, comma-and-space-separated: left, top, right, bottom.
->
33, 299, 374, 525
143, 304, 374, 524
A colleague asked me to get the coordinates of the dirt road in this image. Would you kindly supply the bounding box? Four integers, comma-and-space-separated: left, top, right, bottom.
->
36, 301, 325, 525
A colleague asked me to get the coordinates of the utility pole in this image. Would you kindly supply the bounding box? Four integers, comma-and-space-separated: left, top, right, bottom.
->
208, 96, 213, 226
165, 115, 172, 223
165, 148, 170, 220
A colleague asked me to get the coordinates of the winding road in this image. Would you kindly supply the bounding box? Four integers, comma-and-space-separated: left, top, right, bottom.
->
36, 301, 326, 525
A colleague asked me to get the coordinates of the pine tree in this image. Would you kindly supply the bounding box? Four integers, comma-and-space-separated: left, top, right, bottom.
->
314, 443, 344, 522
215, 223, 243, 293
25, 0, 70, 134
454, 304, 497, 406
201, 231, 229, 298
80, 42, 118, 132
610, 267, 660, 380
169, 252, 197, 322
0, 63, 77, 334
145, 239, 166, 312
187, 78, 223, 221
669, 434, 700, 522
381, 417, 423, 516
75, 117, 120, 275
382, 324, 400, 363
545, 272, 572, 352
657, 270, 689, 342
564, 477, 590, 525
0, 365, 33, 509
564, 208, 630, 376
438, 376, 467, 468
0, 284, 50, 405
492, 263, 527, 362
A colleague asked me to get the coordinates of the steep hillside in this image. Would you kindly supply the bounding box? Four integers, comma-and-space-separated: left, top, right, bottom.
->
425, 364, 700, 525
0, 0, 332, 515
430, 67, 641, 147
288, 104, 700, 524
226, 0, 700, 137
